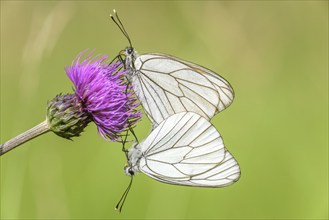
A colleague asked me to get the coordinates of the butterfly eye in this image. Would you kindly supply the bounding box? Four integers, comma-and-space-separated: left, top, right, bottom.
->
126, 47, 133, 55
124, 165, 134, 176
128, 169, 134, 176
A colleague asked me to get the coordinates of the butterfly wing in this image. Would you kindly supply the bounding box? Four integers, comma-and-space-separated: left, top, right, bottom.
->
131, 53, 234, 128
137, 112, 240, 187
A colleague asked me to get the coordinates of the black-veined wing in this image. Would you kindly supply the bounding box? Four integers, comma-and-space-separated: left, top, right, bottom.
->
131, 53, 234, 128
110, 10, 234, 128
126, 112, 240, 187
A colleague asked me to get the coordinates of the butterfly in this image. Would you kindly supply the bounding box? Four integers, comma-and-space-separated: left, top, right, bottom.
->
125, 112, 240, 187
116, 112, 241, 212
110, 10, 234, 129
115, 112, 240, 211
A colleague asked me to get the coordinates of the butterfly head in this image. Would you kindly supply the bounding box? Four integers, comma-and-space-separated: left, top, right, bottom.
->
123, 47, 138, 72
124, 165, 135, 177
125, 47, 134, 55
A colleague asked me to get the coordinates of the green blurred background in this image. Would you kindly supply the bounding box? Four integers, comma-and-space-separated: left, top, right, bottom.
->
1, 1, 328, 219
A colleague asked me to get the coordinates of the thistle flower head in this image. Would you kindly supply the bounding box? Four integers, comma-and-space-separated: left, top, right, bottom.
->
62, 50, 141, 141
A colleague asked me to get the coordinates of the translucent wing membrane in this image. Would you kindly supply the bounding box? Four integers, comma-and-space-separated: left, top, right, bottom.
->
131, 53, 235, 127
130, 112, 240, 187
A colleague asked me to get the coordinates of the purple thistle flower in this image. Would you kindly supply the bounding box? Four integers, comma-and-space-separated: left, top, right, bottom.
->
65, 50, 141, 141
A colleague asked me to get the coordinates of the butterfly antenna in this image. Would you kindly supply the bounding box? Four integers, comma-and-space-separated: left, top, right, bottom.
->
114, 10, 132, 48
110, 9, 133, 48
115, 175, 133, 213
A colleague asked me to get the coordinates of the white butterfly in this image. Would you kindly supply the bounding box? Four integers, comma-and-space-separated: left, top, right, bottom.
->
110, 10, 234, 128
124, 112, 240, 187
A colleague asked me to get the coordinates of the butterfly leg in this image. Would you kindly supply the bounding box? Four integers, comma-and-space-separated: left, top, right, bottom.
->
120, 130, 130, 158
128, 124, 139, 144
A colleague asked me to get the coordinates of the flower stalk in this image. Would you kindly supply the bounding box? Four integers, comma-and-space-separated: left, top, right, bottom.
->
0, 120, 50, 155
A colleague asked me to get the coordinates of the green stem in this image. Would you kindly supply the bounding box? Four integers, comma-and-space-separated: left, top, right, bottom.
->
0, 120, 50, 156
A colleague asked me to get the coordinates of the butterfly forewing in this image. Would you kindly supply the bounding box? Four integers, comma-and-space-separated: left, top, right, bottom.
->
131, 73, 175, 124
131, 53, 234, 127
135, 112, 240, 187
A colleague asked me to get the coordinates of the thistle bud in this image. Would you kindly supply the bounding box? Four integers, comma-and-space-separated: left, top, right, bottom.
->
47, 94, 91, 139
